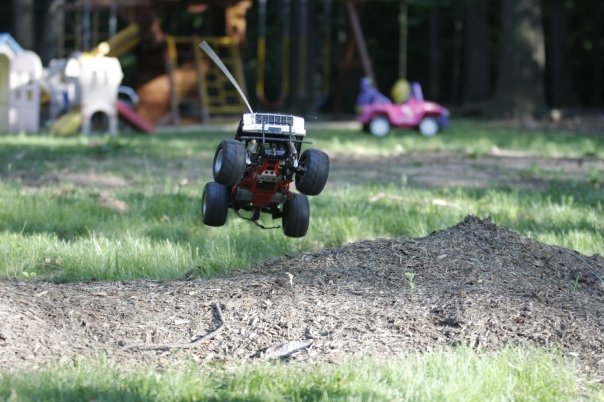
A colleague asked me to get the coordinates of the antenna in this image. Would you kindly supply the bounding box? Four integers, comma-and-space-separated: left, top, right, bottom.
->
199, 41, 254, 114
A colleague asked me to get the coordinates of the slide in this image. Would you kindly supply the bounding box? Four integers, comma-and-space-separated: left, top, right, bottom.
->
117, 100, 154, 134
91, 24, 140, 58
50, 110, 82, 136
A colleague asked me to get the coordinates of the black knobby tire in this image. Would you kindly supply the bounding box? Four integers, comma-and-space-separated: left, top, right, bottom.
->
201, 182, 230, 227
295, 149, 329, 196
213, 139, 246, 187
282, 193, 310, 238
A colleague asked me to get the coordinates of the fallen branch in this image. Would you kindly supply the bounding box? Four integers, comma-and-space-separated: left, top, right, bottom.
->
123, 302, 225, 351
257, 339, 314, 360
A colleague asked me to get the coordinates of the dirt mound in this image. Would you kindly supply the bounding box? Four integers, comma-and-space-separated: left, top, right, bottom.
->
1, 216, 603, 376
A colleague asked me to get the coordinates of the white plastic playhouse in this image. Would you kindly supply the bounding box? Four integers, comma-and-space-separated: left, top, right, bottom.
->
1, 33, 124, 135
60, 51, 124, 135
0, 33, 24, 132
9, 50, 43, 133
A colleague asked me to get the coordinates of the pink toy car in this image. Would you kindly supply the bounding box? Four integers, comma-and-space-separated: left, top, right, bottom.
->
357, 81, 449, 137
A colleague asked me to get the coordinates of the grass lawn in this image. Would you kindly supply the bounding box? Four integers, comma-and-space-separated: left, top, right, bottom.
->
2, 347, 601, 402
0, 120, 603, 400
0, 120, 601, 282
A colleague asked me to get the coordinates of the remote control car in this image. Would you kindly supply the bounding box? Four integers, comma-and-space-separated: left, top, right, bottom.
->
357, 79, 449, 137
199, 41, 329, 238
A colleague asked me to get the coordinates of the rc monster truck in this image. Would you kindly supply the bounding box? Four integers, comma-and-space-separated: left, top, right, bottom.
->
199, 42, 329, 238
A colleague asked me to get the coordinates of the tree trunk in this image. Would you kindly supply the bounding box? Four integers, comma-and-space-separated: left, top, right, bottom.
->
462, 0, 490, 107
428, 2, 440, 100
547, 0, 578, 107
40, 0, 61, 64
398, 0, 408, 79
449, 15, 463, 104
592, 0, 603, 106
491, 0, 547, 120
13, 0, 35, 50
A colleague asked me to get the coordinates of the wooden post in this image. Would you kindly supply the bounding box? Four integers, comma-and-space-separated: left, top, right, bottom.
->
346, 0, 375, 84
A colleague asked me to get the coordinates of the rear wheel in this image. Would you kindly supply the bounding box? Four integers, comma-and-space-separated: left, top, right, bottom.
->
213, 139, 246, 186
282, 193, 309, 238
418, 117, 439, 136
368, 116, 391, 137
295, 149, 329, 196
201, 182, 230, 227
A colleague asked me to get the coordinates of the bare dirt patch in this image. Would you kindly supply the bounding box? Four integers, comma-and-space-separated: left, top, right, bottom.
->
328, 151, 604, 189
1, 217, 602, 377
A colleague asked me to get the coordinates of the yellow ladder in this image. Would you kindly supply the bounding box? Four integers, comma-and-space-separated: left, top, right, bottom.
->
166, 35, 247, 122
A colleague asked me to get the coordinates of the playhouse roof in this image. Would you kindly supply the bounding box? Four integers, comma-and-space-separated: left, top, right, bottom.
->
0, 33, 24, 56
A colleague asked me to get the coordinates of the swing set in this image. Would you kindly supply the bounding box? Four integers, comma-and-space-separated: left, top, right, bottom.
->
255, 0, 333, 110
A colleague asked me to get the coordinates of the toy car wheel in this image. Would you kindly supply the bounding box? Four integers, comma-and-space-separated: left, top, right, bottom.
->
201, 182, 230, 227
368, 116, 391, 137
282, 193, 309, 238
213, 139, 246, 187
295, 149, 329, 196
418, 117, 439, 137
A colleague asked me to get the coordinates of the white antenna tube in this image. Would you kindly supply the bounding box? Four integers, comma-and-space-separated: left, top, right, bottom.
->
199, 41, 254, 114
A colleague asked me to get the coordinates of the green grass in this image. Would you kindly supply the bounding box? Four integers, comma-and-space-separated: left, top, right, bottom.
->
0, 182, 601, 281
2, 347, 600, 402
0, 121, 602, 281
315, 120, 604, 158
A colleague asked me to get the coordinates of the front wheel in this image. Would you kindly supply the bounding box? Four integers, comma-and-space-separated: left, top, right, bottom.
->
213, 139, 246, 187
201, 182, 230, 227
418, 117, 439, 137
295, 149, 329, 196
368, 116, 391, 137
282, 193, 310, 238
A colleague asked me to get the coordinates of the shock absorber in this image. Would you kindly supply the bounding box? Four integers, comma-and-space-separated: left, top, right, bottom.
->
287, 125, 298, 168
289, 141, 299, 168
247, 139, 258, 154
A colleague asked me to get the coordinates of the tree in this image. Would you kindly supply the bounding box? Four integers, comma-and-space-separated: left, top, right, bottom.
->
13, 0, 34, 50
462, 0, 490, 107
491, 0, 547, 119
546, 0, 578, 107
40, 0, 61, 64
591, 0, 603, 106
427, 1, 440, 100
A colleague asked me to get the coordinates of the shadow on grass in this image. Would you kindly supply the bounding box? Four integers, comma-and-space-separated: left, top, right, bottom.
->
0, 133, 223, 189
0, 191, 201, 243
313, 121, 604, 158
2, 386, 369, 402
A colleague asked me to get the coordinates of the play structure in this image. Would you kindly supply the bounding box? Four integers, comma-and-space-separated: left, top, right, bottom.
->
46, 51, 137, 136
55, 0, 253, 127
1, 0, 428, 133
0, 31, 152, 136
1, 1, 255, 135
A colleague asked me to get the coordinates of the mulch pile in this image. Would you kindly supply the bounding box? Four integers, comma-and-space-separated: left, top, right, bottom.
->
1, 216, 602, 377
